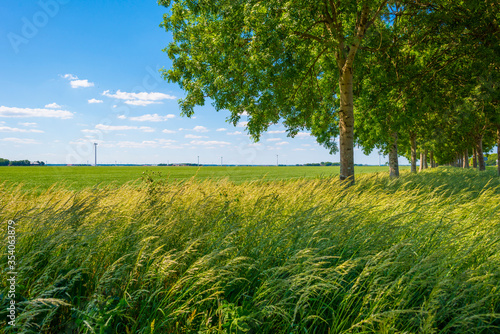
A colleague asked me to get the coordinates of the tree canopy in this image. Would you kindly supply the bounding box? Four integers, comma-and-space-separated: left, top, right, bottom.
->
159, 0, 500, 180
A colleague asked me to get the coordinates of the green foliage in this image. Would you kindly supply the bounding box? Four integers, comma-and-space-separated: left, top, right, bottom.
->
158, 0, 410, 155
8, 160, 31, 166
1, 168, 499, 332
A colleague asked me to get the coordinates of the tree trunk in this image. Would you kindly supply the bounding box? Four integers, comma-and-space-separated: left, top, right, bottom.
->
429, 151, 434, 168
389, 132, 399, 178
424, 149, 428, 169
463, 149, 469, 168
338, 68, 355, 184
497, 127, 500, 176
473, 147, 477, 168
475, 135, 486, 171
410, 135, 417, 173
419, 152, 424, 172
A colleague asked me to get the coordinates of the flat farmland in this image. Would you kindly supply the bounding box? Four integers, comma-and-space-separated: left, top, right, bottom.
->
0, 165, 408, 190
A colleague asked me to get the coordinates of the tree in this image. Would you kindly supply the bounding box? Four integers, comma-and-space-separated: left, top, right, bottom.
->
159, 0, 426, 184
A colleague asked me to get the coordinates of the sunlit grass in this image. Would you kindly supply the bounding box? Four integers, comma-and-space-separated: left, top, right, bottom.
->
0, 167, 499, 333
0, 165, 408, 191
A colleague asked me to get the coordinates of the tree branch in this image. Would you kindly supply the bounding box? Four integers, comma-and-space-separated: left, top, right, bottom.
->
291, 47, 328, 102
293, 31, 323, 44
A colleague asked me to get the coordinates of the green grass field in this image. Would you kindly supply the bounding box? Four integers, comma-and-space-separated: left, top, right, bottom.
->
0, 165, 407, 190
1, 167, 499, 333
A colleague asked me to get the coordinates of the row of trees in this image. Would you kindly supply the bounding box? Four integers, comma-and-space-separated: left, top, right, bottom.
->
159, 0, 499, 183
0, 158, 45, 166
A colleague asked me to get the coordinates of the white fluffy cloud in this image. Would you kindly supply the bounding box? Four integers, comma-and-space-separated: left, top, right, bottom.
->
124, 100, 159, 106
127, 114, 175, 122
266, 138, 281, 142
295, 132, 311, 138
102, 90, 176, 106
275, 141, 289, 145
62, 74, 78, 80
1, 137, 40, 144
62, 74, 94, 88
185, 134, 208, 139
45, 103, 62, 109
193, 125, 209, 132
71, 80, 94, 88
190, 140, 230, 146
162, 129, 176, 134
95, 124, 155, 132
216, 128, 227, 132
81, 129, 101, 134
268, 130, 286, 134
19, 122, 37, 127
227, 131, 242, 135
237, 121, 248, 127
88, 98, 103, 104
0, 106, 73, 119
0, 126, 43, 133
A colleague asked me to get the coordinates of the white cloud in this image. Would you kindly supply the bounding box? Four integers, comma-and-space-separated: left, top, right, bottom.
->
127, 113, 175, 122
295, 132, 311, 138
0, 106, 73, 119
162, 129, 176, 134
45, 103, 61, 109
0, 126, 43, 133
95, 124, 155, 132
62, 74, 78, 80
124, 100, 160, 106
117, 115, 127, 119
266, 138, 281, 142
190, 140, 230, 146
1, 137, 40, 144
88, 98, 103, 104
185, 134, 207, 139
227, 131, 242, 135
269, 130, 286, 134
1, 126, 42, 134
61, 74, 95, 88
302, 144, 311, 147
276, 141, 289, 145
237, 121, 248, 127
193, 125, 209, 132
81, 129, 101, 134
115, 140, 158, 148
247, 143, 262, 147
102, 90, 176, 106
157, 139, 177, 145
19, 122, 37, 127
216, 128, 227, 132
71, 80, 94, 88
239, 111, 249, 116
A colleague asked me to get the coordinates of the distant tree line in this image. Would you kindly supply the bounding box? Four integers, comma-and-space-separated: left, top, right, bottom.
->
0, 158, 45, 166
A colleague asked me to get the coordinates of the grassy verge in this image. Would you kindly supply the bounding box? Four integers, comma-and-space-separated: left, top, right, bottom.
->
0, 167, 499, 333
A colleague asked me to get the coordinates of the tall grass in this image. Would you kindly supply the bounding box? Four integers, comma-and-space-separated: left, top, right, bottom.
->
1, 167, 499, 333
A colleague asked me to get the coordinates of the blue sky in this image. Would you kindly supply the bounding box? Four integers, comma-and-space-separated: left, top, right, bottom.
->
0, 0, 394, 165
